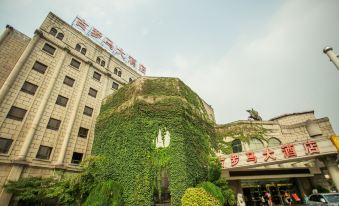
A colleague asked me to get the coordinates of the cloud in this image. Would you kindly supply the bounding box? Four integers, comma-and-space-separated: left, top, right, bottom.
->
170, 0, 339, 132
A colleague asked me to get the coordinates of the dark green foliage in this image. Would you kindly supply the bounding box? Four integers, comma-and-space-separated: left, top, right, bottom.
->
46, 156, 103, 205
83, 180, 123, 206
315, 185, 330, 193
94, 77, 215, 206
4, 176, 56, 204
5, 156, 104, 205
198, 182, 225, 205
215, 177, 236, 206
208, 156, 222, 183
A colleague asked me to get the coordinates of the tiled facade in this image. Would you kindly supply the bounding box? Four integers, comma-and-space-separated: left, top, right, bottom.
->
0, 12, 141, 205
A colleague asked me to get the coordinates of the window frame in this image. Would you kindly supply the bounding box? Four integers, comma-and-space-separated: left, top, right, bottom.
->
83, 106, 93, 117
42, 43, 56, 56
70, 58, 81, 69
0, 137, 13, 154
6, 106, 27, 121
63, 76, 75, 87
46, 118, 61, 131
78, 127, 89, 138
21, 81, 38, 95
36, 145, 52, 160
231, 139, 242, 153
88, 87, 98, 98
32, 61, 48, 74
71, 152, 83, 164
112, 81, 119, 90
55, 95, 69, 107
93, 71, 101, 81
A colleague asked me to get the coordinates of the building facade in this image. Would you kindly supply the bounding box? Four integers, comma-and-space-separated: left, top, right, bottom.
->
0, 12, 141, 205
217, 111, 338, 206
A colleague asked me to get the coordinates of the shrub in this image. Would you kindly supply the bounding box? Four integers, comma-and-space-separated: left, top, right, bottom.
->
208, 157, 222, 183
181, 187, 220, 206
83, 180, 124, 206
215, 177, 236, 206
197, 181, 224, 205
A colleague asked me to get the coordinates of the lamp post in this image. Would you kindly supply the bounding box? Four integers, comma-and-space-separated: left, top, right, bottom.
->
323, 47, 339, 70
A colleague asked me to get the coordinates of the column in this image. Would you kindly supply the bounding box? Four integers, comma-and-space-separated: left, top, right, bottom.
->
0, 25, 13, 46
0, 165, 24, 205
16, 47, 69, 160
0, 30, 41, 106
325, 156, 339, 191
56, 62, 92, 166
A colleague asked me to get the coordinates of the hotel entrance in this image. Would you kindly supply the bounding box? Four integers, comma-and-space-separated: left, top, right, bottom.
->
241, 178, 301, 206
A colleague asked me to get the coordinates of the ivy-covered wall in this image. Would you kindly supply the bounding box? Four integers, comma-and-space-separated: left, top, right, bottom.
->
93, 77, 216, 206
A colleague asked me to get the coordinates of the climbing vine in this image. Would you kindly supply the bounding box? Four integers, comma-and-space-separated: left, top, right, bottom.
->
93, 77, 216, 206
215, 122, 267, 154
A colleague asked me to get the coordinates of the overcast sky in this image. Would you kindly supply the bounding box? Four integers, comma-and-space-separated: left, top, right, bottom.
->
0, 0, 338, 133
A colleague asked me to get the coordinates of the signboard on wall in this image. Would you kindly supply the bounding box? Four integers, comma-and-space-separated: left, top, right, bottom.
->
218, 137, 337, 170
71, 16, 146, 75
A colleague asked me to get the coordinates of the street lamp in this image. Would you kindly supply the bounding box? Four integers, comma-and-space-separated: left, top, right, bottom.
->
323, 47, 339, 70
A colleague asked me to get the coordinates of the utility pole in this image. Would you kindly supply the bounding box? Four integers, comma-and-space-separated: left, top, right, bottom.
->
323, 47, 339, 70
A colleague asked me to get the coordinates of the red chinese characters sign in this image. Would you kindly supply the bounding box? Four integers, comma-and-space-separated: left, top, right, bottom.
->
221, 139, 329, 168
304, 141, 320, 155
71, 16, 147, 75
281, 144, 297, 158
230, 154, 239, 167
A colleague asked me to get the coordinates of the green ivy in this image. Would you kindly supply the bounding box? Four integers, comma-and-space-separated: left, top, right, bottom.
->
216, 123, 267, 154
93, 77, 215, 206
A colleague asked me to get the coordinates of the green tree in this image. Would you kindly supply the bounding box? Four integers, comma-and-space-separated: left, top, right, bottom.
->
208, 156, 222, 183
83, 180, 124, 206
4, 176, 56, 205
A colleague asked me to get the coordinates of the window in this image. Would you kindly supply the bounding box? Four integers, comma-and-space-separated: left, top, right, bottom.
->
49, 28, 57, 36
96, 57, 105, 67
117, 70, 122, 77
42, 43, 56, 55
47, 118, 61, 130
129, 78, 133, 83
93, 71, 101, 81
36, 145, 52, 160
249, 138, 264, 151
78, 127, 89, 138
55, 95, 68, 107
7, 106, 27, 121
71, 152, 83, 164
83, 106, 93, 117
112, 82, 119, 90
70, 58, 81, 69
75, 44, 81, 52
63, 76, 75, 87
268, 137, 281, 147
81, 48, 87, 55
232, 139, 242, 153
21, 81, 38, 95
32, 61, 48, 74
0, 137, 13, 154
114, 68, 118, 75
88, 88, 97, 98
56, 33, 64, 40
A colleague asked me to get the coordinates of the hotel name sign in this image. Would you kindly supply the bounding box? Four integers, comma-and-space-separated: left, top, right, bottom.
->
218, 138, 338, 170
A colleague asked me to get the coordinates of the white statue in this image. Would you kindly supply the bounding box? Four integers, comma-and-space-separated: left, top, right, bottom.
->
237, 193, 246, 206
155, 129, 170, 148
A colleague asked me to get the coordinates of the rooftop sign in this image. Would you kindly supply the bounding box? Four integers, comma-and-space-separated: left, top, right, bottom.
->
71, 16, 146, 75
218, 137, 337, 170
